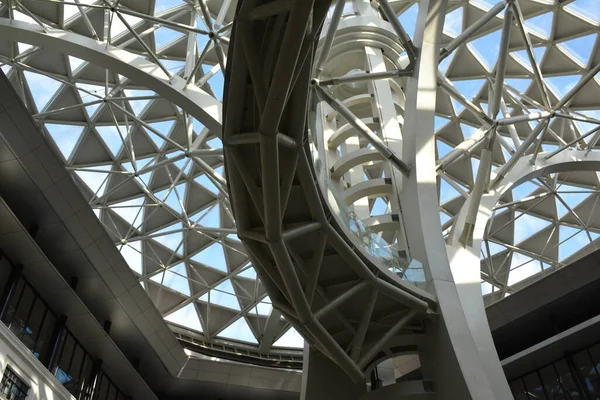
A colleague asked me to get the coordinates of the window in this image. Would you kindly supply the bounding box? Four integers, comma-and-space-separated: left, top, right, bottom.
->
0, 366, 29, 400
1, 277, 57, 362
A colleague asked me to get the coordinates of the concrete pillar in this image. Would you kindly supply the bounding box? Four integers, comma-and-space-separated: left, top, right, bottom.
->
300, 345, 367, 400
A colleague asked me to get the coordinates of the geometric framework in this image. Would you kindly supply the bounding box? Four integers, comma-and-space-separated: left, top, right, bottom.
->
433, 0, 600, 302
1, 0, 599, 364
0, 0, 304, 357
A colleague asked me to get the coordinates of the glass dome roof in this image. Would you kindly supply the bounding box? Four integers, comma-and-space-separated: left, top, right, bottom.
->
430, 0, 600, 302
0, 0, 304, 355
0, 0, 599, 354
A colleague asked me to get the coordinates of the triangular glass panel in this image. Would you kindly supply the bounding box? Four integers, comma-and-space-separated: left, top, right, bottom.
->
197, 203, 220, 228
436, 139, 453, 158
151, 263, 190, 295
45, 124, 84, 160
574, 109, 600, 136
152, 221, 184, 254
119, 241, 142, 274
154, 27, 185, 50
112, 197, 145, 225
482, 240, 508, 259
206, 137, 222, 149
512, 181, 538, 201
558, 34, 597, 66
165, 303, 203, 332
566, 0, 600, 23
513, 211, 552, 244
23, 71, 62, 111
191, 242, 227, 272
154, 183, 186, 214
217, 317, 257, 344
559, 225, 588, 261
439, 179, 460, 204
161, 60, 186, 75
208, 280, 240, 310
68, 56, 85, 73
195, 174, 219, 195
505, 79, 533, 93
440, 211, 451, 226
451, 98, 465, 115
370, 198, 388, 216
96, 126, 127, 156
251, 296, 272, 316
443, 6, 463, 37
124, 89, 156, 115
76, 82, 105, 116
75, 165, 112, 196
434, 116, 451, 131
439, 50, 456, 74
545, 75, 581, 99
555, 185, 590, 218
508, 253, 540, 285
146, 120, 175, 148
452, 79, 485, 101
481, 281, 493, 295
460, 123, 478, 139
398, 3, 419, 39
154, 0, 186, 14
201, 65, 225, 101
525, 12, 553, 38
110, 13, 143, 39
273, 327, 304, 349
471, 157, 480, 181
468, 29, 502, 70
511, 47, 547, 70
237, 264, 257, 280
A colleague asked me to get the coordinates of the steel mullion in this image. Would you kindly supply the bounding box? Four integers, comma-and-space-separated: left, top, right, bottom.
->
115, 11, 172, 78
440, 1, 506, 59
185, 39, 213, 85
117, 6, 209, 35
511, 1, 551, 109
215, 0, 235, 28
73, 0, 99, 39
314, 0, 345, 79
544, 125, 600, 161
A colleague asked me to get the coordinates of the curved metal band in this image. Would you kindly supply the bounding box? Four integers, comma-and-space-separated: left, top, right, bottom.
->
0, 19, 222, 134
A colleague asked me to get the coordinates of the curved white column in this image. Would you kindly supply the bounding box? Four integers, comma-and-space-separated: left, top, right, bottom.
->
399, 0, 506, 398
446, 150, 600, 398
0, 19, 222, 133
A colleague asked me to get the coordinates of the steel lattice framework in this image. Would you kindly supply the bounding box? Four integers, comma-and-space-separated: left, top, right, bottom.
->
0, 0, 308, 361
1, 0, 600, 389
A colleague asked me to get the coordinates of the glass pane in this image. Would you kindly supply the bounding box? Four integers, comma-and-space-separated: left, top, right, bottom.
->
524, 372, 548, 400
55, 334, 75, 384
2, 279, 24, 326
573, 350, 600, 397
65, 345, 85, 396
589, 344, 600, 375
21, 299, 46, 353
34, 311, 56, 361
539, 364, 565, 400
0, 259, 13, 298
554, 359, 580, 399
510, 378, 530, 400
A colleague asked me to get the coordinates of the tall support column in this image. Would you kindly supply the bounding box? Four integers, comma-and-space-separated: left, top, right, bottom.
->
300, 345, 366, 400
399, 0, 507, 398
42, 315, 67, 369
